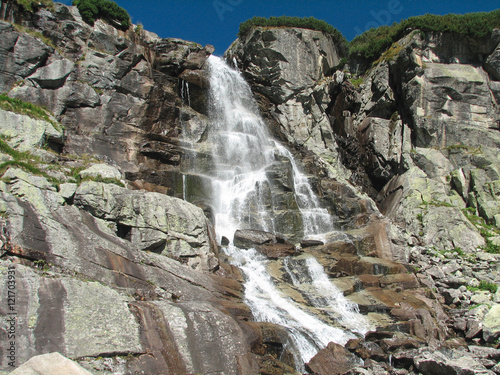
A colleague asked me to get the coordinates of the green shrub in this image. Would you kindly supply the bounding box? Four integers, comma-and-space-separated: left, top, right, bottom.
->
479, 281, 498, 293
72, 0, 130, 30
238, 16, 347, 52
350, 9, 500, 64
350, 77, 363, 88
469, 281, 498, 293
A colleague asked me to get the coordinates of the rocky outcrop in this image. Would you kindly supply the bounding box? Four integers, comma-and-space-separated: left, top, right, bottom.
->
73, 180, 218, 271
0, 1, 212, 194
226, 27, 352, 183
229, 22, 500, 374
233, 229, 297, 258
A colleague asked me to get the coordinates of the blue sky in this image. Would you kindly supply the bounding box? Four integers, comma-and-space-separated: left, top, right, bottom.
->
56, 1, 500, 55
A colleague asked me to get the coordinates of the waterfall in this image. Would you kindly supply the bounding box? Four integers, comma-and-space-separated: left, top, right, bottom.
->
181, 79, 191, 107
201, 55, 369, 370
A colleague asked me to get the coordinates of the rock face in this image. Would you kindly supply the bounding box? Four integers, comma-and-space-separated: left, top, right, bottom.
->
227, 27, 350, 183
0, 1, 213, 195
74, 180, 218, 271
228, 22, 500, 375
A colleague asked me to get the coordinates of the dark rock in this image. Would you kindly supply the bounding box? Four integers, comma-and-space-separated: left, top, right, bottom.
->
233, 229, 277, 248
379, 337, 421, 352
355, 341, 387, 361
300, 239, 324, 248
468, 346, 500, 361
306, 342, 361, 375
257, 242, 297, 259
466, 319, 484, 339
233, 229, 296, 258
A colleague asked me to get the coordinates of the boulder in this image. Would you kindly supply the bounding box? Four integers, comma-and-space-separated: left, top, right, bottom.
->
257, 242, 297, 259
0, 109, 63, 152
78, 163, 122, 180
10, 352, 93, 375
233, 229, 296, 258
413, 348, 495, 375
27, 58, 75, 89
306, 342, 360, 375
74, 181, 217, 271
483, 304, 500, 343
233, 229, 283, 249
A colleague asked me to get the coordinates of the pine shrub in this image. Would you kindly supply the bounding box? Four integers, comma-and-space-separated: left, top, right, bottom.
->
238, 16, 347, 52
349, 9, 500, 64
72, 0, 131, 30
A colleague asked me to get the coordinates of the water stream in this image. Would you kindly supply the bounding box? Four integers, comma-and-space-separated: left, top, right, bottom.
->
187, 55, 369, 370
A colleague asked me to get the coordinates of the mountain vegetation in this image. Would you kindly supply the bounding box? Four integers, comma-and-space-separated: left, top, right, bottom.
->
238, 15, 348, 51
15, 0, 54, 11
349, 9, 500, 62
238, 10, 500, 65
72, 0, 130, 30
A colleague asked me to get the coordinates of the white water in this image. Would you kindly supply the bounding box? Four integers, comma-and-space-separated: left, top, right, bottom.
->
204, 55, 369, 369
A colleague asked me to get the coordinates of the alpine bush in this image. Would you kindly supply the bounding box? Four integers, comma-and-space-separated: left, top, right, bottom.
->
238, 16, 347, 52
349, 9, 500, 63
72, 0, 130, 30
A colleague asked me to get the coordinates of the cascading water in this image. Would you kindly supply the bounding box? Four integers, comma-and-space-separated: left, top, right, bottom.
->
195, 55, 370, 370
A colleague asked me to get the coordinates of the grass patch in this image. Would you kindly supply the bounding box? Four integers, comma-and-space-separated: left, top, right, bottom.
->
442, 144, 482, 155
421, 199, 455, 209
350, 77, 364, 88
0, 94, 62, 132
15, 0, 54, 12
373, 42, 403, 65
0, 160, 48, 179
0, 138, 41, 163
468, 281, 498, 294
482, 238, 500, 254
0, 137, 61, 187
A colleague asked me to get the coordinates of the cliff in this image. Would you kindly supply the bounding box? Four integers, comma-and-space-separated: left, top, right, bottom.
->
0, 1, 499, 374
227, 23, 500, 374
